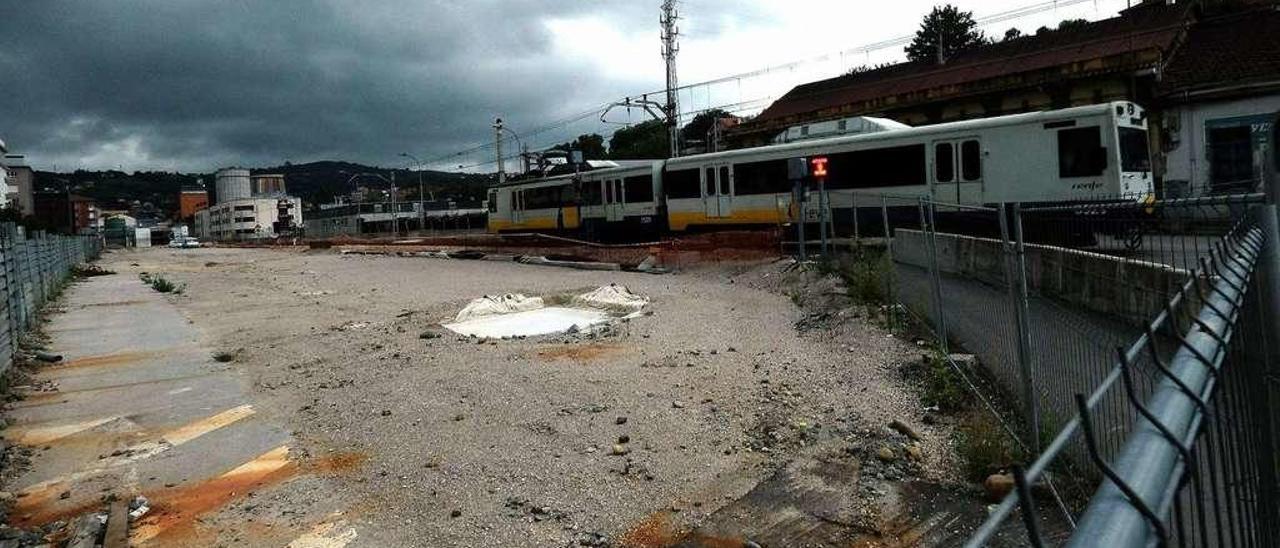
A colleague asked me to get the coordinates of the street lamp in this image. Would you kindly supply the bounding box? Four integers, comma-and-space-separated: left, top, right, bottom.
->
400, 152, 426, 233
344, 172, 393, 236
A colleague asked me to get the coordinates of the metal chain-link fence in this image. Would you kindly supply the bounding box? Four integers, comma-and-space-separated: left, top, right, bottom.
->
817, 189, 1280, 547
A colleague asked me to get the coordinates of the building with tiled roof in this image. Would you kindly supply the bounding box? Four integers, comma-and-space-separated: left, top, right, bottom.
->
730, 0, 1280, 197
1158, 3, 1280, 195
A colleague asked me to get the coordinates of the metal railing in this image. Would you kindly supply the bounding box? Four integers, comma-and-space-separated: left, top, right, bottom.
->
820, 189, 1280, 546
0, 224, 103, 375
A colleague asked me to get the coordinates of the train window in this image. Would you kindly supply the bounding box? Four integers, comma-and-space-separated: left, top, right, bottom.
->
624, 175, 654, 203
734, 159, 791, 196
961, 140, 982, 181
718, 166, 730, 195
826, 144, 927, 189
666, 169, 701, 199
488, 191, 497, 213
582, 180, 602, 205
704, 168, 715, 197
935, 143, 955, 183
1058, 126, 1107, 178
604, 180, 613, 204
1120, 128, 1152, 172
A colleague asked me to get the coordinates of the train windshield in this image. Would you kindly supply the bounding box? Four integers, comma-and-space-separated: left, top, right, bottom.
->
1120, 127, 1152, 172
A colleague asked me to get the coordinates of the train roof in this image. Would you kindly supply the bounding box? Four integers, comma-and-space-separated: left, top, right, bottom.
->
666, 101, 1139, 169
489, 159, 662, 189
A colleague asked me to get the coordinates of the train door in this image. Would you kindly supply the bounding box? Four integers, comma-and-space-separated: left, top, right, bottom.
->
513, 189, 524, 224
605, 178, 625, 222
702, 165, 733, 218
932, 138, 983, 204
717, 165, 734, 217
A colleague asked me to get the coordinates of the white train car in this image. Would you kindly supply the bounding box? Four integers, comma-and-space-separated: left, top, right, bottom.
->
486, 174, 579, 233
577, 161, 665, 238
487, 102, 1154, 238
663, 101, 1154, 232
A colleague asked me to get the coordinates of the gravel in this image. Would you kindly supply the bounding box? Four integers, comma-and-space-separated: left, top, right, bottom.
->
100, 247, 961, 547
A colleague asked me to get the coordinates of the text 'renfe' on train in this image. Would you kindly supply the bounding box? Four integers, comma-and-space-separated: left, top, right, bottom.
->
486, 101, 1154, 237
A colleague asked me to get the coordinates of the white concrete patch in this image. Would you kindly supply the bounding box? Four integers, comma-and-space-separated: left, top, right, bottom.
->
444, 307, 609, 338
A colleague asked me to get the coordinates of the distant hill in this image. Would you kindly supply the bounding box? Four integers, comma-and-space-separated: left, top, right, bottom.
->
34, 161, 495, 219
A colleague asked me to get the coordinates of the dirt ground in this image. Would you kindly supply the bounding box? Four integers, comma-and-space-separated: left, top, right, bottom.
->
35, 246, 989, 547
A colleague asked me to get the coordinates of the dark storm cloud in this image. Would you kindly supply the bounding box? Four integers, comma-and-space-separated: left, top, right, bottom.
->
0, 1, 759, 171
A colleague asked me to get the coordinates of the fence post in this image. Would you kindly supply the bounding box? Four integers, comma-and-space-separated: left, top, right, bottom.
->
999, 204, 1037, 450
1010, 203, 1041, 449
918, 197, 948, 351
1252, 203, 1280, 538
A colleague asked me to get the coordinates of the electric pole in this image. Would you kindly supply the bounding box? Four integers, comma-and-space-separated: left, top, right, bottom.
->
494, 118, 506, 185
660, 0, 680, 158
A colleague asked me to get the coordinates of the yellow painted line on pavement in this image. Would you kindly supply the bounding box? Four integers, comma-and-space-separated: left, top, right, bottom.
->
9, 416, 118, 446
162, 404, 255, 446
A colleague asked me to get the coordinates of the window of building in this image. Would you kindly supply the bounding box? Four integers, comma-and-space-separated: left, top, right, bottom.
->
961, 140, 982, 181
825, 144, 927, 189
935, 143, 955, 183
624, 175, 654, 203
1209, 125, 1254, 190
1058, 126, 1106, 178
666, 169, 701, 199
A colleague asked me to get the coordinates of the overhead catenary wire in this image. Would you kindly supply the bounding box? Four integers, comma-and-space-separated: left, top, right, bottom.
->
449, 97, 775, 172
423, 0, 1121, 172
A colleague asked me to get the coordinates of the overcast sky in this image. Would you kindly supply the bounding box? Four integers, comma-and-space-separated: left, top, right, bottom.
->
0, 0, 1131, 173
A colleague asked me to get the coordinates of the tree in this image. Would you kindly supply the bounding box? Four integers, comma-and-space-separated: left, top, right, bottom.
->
550, 134, 607, 160
1003, 28, 1024, 41
608, 120, 670, 160
1056, 18, 1090, 31
905, 5, 989, 64
680, 109, 733, 145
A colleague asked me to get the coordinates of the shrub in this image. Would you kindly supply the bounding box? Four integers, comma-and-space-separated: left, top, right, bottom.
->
956, 411, 1025, 481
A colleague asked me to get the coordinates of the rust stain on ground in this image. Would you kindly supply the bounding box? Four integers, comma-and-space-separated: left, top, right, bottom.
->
79, 300, 149, 308
50, 351, 154, 370
11, 372, 220, 409
8, 495, 104, 530
132, 445, 296, 546
618, 512, 749, 548
537, 343, 623, 362
309, 452, 369, 474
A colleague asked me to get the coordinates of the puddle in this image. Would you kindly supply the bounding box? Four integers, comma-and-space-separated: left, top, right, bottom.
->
444, 307, 609, 338
442, 284, 648, 339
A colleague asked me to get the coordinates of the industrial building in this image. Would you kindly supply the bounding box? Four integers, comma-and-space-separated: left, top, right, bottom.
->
32, 192, 99, 234
179, 188, 209, 220
2, 152, 34, 215
192, 168, 303, 241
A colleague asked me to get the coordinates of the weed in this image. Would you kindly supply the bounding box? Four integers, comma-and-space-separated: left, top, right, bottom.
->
956, 410, 1026, 481
919, 352, 968, 413
139, 273, 184, 294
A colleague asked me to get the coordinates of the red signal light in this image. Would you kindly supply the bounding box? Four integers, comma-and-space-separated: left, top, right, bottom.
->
811, 156, 829, 179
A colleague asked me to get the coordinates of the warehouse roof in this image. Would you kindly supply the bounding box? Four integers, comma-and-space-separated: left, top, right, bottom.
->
745, 2, 1190, 132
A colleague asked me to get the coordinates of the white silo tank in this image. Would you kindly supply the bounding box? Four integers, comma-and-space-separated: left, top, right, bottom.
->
215, 168, 252, 204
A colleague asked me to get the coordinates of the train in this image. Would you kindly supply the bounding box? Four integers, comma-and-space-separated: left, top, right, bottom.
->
487, 102, 1155, 239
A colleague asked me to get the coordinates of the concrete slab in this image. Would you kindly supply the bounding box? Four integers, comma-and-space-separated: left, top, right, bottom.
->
3, 274, 293, 542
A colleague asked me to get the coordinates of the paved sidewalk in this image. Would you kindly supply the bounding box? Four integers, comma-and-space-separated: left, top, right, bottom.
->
3, 273, 306, 545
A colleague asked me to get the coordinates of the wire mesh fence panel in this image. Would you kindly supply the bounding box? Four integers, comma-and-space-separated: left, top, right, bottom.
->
964, 195, 1280, 548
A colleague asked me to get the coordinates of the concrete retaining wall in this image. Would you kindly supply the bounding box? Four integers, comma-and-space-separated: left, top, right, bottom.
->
893, 229, 1191, 325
